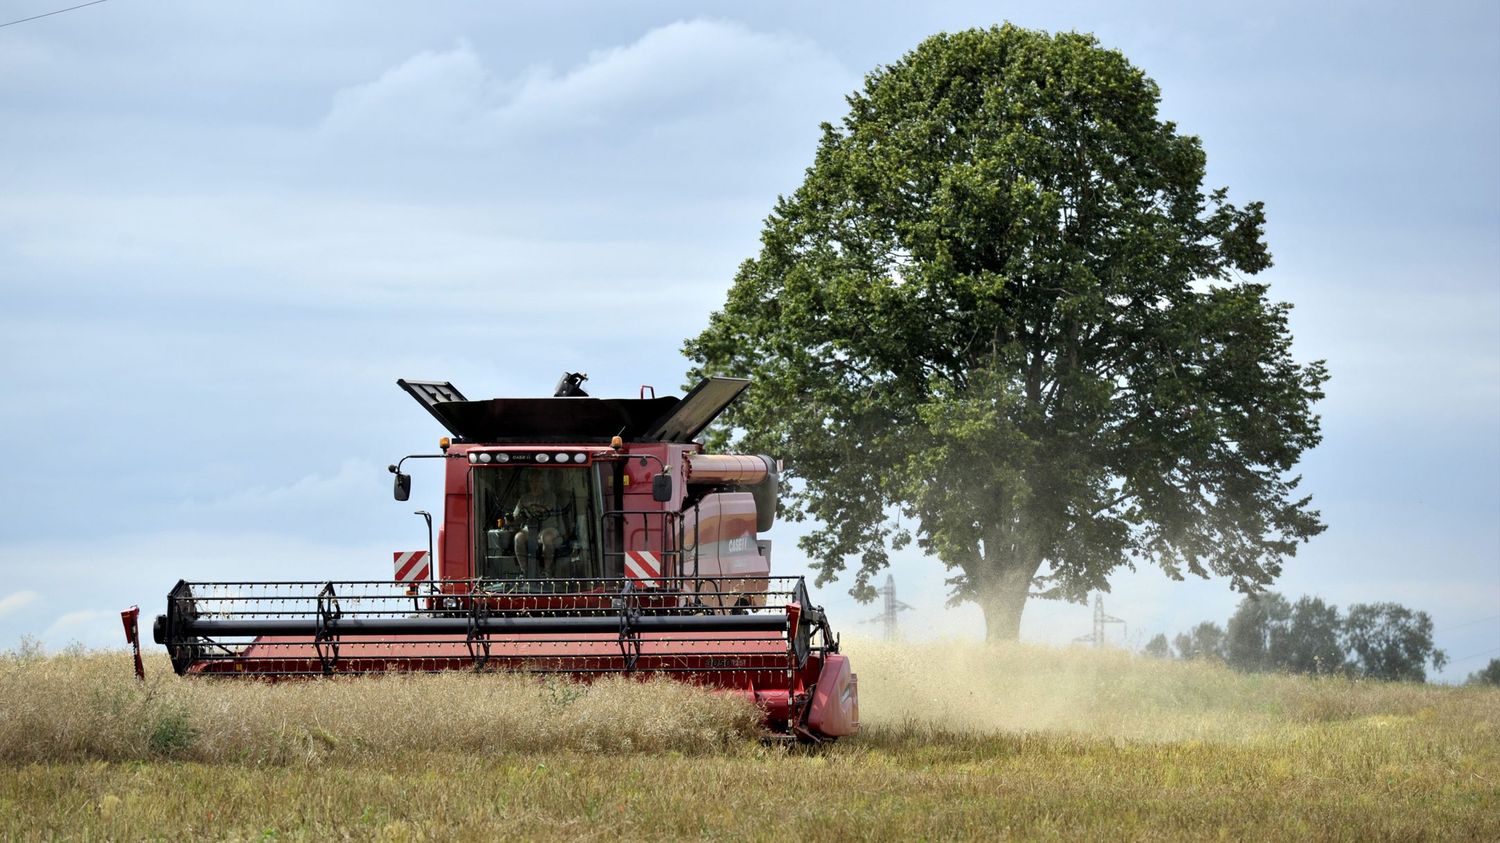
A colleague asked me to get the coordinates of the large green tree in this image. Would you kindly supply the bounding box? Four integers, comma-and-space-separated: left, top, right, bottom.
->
686, 25, 1327, 639
1225, 593, 1293, 672
1284, 595, 1346, 674
1224, 593, 1346, 675
1344, 603, 1447, 683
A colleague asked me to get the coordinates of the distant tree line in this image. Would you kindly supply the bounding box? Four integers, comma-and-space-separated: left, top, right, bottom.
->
1467, 659, 1500, 687
1142, 593, 1449, 682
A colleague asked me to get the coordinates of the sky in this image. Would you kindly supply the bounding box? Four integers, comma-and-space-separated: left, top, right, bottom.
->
1, 1, 1496, 681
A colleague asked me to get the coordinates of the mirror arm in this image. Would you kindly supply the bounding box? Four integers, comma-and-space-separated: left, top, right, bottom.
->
387, 452, 463, 502
391, 452, 463, 474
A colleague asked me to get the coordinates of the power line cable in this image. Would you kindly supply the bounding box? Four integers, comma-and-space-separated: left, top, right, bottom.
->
1, 0, 108, 29
1448, 646, 1500, 665
1439, 614, 1500, 634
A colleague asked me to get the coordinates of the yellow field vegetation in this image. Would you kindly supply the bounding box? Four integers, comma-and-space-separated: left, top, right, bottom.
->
2, 638, 1496, 840
0, 651, 761, 763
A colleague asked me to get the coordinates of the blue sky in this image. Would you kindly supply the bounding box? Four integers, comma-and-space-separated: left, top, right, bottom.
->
1, 1, 1496, 680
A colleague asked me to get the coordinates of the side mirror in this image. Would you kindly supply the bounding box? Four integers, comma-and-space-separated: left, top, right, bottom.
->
390, 466, 412, 502
651, 473, 673, 502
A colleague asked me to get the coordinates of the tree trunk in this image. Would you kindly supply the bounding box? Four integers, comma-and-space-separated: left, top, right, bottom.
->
978, 561, 1040, 641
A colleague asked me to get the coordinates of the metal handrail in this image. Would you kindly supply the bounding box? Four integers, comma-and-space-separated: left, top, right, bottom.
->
599, 508, 684, 579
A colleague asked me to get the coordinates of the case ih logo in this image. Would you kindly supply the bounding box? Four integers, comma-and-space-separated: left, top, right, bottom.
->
624, 550, 661, 587
393, 550, 431, 583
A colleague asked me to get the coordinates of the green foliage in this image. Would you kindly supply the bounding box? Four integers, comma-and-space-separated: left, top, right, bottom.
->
1467, 659, 1500, 687
1174, 621, 1226, 661
148, 707, 198, 755
1284, 595, 1346, 674
1344, 603, 1446, 683
1224, 593, 1345, 674
1142, 633, 1171, 659
1226, 592, 1293, 672
686, 24, 1327, 638
1173, 595, 1444, 681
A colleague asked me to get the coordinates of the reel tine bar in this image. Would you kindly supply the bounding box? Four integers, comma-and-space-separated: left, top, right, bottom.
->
154, 576, 831, 680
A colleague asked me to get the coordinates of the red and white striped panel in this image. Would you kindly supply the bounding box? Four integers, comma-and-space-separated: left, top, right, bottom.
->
393, 550, 431, 583
624, 550, 661, 588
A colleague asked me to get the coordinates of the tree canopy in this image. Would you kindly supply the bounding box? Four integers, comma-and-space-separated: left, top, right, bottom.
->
686, 24, 1327, 638
1343, 602, 1447, 683
1142, 633, 1172, 659
1225, 593, 1293, 672
1224, 593, 1344, 674
1173, 622, 1227, 662
1165, 594, 1445, 681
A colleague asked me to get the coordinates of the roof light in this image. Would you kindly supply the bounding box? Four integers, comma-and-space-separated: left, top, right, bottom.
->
478, 453, 492, 463
536, 453, 550, 463
572, 453, 587, 463
495, 453, 510, 463
554, 452, 569, 463
467, 453, 478, 464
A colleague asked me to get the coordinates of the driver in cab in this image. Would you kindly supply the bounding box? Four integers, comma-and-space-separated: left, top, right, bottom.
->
512, 472, 569, 575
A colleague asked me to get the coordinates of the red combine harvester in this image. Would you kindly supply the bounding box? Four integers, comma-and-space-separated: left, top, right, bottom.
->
142, 374, 859, 741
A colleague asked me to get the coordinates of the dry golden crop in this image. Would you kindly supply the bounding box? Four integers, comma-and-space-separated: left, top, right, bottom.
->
2, 639, 1496, 840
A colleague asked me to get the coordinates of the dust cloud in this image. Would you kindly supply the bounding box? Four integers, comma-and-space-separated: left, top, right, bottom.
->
838, 636, 1459, 744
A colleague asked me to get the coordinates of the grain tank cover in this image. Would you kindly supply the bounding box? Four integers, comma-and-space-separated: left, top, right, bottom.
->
395, 376, 749, 444
641, 377, 750, 443
397, 380, 469, 430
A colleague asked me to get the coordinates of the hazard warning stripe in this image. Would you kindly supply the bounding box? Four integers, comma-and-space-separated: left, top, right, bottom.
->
624, 550, 661, 586
393, 550, 431, 583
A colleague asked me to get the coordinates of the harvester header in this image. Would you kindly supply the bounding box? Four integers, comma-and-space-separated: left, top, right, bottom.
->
141, 373, 859, 741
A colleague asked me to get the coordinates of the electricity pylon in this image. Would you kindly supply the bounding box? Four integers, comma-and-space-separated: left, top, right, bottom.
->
863, 573, 914, 640
1073, 593, 1126, 648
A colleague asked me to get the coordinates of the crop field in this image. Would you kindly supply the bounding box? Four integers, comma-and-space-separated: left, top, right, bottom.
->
2, 639, 1497, 841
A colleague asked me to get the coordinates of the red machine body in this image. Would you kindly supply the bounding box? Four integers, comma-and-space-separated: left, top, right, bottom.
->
149, 375, 858, 741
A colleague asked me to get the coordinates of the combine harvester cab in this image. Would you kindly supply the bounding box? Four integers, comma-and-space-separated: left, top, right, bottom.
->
147, 374, 859, 741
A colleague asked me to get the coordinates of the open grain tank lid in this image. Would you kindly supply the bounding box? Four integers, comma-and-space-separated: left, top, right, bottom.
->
396, 376, 750, 444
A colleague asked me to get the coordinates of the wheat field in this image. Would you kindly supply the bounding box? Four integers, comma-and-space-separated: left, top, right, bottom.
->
2, 638, 1496, 840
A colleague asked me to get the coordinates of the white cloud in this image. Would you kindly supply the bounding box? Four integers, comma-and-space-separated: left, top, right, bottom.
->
0, 19, 853, 354
499, 20, 841, 129
0, 590, 40, 619
319, 19, 849, 148
42, 609, 120, 650
322, 40, 503, 145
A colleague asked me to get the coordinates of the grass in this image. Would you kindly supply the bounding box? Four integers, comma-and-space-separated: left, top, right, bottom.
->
2, 638, 1496, 840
